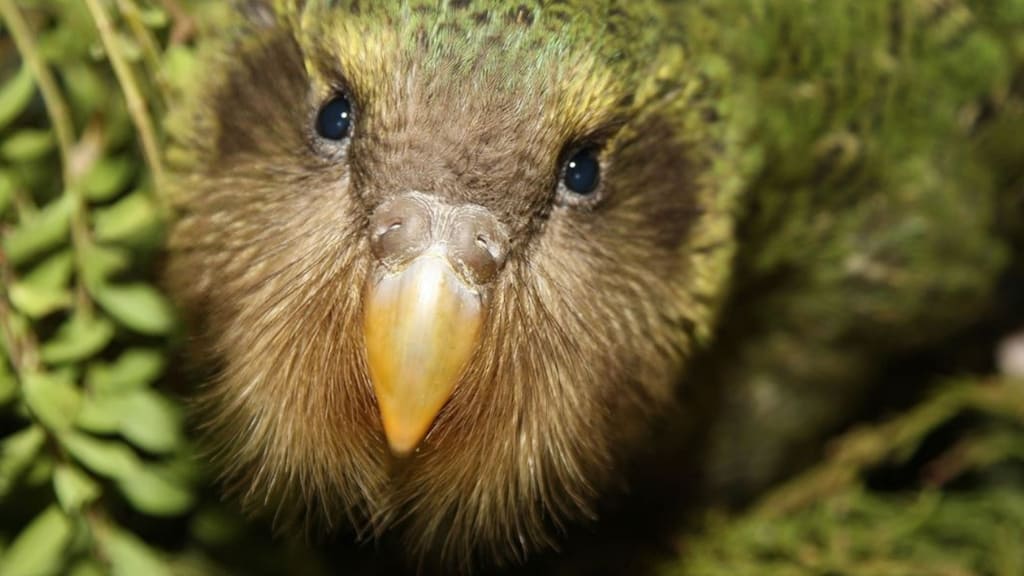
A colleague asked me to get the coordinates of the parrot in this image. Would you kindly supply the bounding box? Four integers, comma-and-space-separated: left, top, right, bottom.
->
163, 0, 1024, 570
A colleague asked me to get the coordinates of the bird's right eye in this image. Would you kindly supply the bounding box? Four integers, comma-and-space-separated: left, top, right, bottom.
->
316, 95, 353, 141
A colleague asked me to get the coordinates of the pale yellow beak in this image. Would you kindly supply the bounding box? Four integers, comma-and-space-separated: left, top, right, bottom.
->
363, 254, 484, 455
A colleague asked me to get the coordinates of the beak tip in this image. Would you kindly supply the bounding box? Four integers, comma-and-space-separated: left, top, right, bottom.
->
386, 442, 417, 458
381, 418, 427, 456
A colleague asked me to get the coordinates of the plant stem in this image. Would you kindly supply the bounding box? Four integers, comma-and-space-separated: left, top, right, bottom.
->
116, 0, 168, 108
83, 0, 169, 214
1, 0, 95, 316
0, 0, 75, 174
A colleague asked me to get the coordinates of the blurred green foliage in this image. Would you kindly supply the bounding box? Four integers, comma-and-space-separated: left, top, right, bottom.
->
0, 1, 240, 574
664, 381, 1024, 576
0, 2, 1022, 575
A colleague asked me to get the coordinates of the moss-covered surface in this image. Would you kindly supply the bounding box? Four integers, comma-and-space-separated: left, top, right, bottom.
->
666, 381, 1024, 576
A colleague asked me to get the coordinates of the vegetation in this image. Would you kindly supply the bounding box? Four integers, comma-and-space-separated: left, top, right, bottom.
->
0, 2, 1021, 574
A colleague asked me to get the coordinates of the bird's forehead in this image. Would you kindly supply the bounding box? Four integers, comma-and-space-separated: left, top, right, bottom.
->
293, 1, 652, 135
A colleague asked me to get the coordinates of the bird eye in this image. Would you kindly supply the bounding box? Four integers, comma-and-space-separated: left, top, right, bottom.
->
561, 148, 601, 197
315, 95, 353, 141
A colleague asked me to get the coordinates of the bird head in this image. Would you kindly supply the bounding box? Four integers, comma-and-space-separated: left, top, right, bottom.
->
167, 0, 737, 565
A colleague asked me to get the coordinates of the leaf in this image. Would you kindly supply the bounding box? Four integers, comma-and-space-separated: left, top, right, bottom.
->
139, 7, 169, 28
118, 464, 194, 517
0, 65, 36, 131
63, 431, 192, 517
34, 3, 94, 62
94, 283, 176, 335
53, 463, 101, 512
61, 432, 139, 481
0, 426, 46, 497
62, 58, 104, 104
75, 393, 120, 435
101, 525, 173, 576
23, 371, 81, 432
0, 505, 72, 576
86, 348, 166, 395
161, 45, 197, 91
3, 195, 73, 265
82, 157, 135, 203
80, 242, 131, 291
93, 190, 160, 245
76, 390, 182, 453
0, 129, 55, 162
115, 390, 184, 454
8, 282, 72, 318
22, 250, 74, 290
40, 314, 116, 364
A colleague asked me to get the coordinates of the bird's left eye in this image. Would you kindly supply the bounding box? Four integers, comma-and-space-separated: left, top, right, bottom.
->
315, 95, 353, 141
561, 148, 601, 197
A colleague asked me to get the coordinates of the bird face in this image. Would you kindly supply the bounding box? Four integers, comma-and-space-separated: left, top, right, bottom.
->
167, 0, 735, 565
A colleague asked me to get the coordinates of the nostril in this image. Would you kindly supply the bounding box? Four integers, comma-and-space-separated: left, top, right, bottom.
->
475, 233, 503, 262
375, 220, 403, 240
370, 219, 402, 258
368, 195, 433, 264
475, 233, 490, 252
446, 211, 508, 286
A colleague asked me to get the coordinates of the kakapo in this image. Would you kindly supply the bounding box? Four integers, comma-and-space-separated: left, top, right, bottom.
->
164, 0, 1024, 568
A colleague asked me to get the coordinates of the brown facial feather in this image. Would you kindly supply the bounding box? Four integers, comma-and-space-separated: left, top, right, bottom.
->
167, 2, 726, 568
